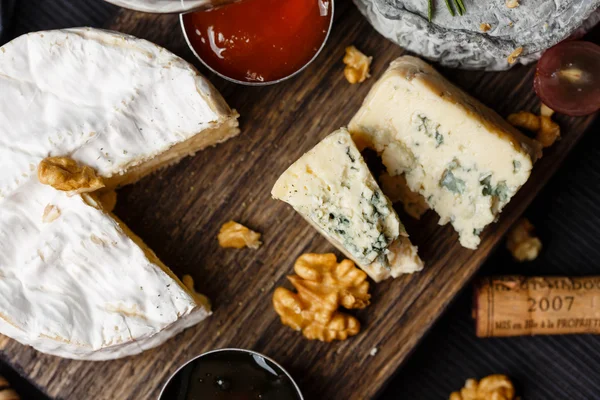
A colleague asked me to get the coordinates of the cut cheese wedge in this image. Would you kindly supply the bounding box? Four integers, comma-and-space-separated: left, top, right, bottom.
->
349, 56, 541, 249
0, 28, 240, 360
272, 128, 423, 282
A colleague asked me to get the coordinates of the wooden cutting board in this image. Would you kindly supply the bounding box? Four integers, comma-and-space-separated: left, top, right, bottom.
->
0, 3, 597, 399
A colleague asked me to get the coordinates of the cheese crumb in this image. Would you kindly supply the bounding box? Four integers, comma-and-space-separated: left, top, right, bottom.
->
343, 46, 372, 84
506, 218, 542, 262
218, 221, 262, 249
369, 347, 378, 356
90, 234, 105, 246
479, 23, 492, 32
42, 204, 61, 223
507, 47, 523, 64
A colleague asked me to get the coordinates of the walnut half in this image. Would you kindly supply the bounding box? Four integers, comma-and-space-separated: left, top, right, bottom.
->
218, 221, 262, 249
450, 374, 516, 400
343, 45, 372, 84
273, 253, 370, 342
38, 156, 105, 194
42, 204, 61, 223
506, 217, 542, 262
507, 110, 561, 148
507, 47, 523, 64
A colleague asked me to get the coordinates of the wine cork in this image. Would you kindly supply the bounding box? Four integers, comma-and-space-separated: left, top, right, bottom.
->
474, 276, 600, 337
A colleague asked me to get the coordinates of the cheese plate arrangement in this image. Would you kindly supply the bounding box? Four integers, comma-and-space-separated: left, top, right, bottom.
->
0, 1, 598, 399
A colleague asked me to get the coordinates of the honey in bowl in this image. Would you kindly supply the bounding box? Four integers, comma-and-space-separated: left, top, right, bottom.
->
181, 0, 332, 84
159, 349, 303, 400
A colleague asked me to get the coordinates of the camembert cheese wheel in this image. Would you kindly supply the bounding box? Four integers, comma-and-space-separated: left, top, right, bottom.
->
0, 28, 240, 360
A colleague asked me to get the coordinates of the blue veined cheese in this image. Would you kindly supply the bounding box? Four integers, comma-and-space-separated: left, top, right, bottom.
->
272, 128, 423, 282
349, 56, 542, 249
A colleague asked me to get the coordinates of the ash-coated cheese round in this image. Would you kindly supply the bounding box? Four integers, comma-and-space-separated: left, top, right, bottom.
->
353, 0, 600, 70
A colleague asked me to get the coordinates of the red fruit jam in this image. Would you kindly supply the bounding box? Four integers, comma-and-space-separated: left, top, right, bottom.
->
182, 0, 332, 83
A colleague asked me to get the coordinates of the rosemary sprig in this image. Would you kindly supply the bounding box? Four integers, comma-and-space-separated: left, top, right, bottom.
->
444, 0, 455, 16
428, 0, 433, 22
427, 0, 467, 21
454, 0, 463, 15
454, 0, 466, 14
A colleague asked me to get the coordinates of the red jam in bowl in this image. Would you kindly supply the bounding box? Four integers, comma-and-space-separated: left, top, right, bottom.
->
182, 0, 332, 83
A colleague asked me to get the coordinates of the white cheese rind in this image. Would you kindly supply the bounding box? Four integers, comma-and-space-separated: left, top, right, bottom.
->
272, 128, 423, 281
0, 28, 239, 360
349, 56, 541, 249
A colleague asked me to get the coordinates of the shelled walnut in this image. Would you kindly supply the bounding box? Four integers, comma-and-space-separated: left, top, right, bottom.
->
273, 253, 370, 342
450, 374, 516, 400
507, 111, 540, 131
537, 116, 561, 148
343, 45, 372, 84
218, 221, 262, 249
506, 218, 542, 262
507, 47, 523, 64
38, 156, 105, 194
507, 109, 560, 148
0, 376, 20, 400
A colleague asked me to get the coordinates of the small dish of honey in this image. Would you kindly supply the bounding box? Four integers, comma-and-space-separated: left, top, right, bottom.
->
159, 348, 304, 400
180, 0, 333, 85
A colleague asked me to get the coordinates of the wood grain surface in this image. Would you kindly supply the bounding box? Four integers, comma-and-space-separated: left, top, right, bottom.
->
0, 3, 597, 399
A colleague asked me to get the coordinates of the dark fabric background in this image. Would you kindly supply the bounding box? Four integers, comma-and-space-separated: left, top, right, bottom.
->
0, 1, 599, 399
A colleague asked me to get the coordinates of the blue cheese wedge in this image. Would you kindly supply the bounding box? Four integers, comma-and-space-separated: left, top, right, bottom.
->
272, 128, 423, 281
349, 56, 542, 249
